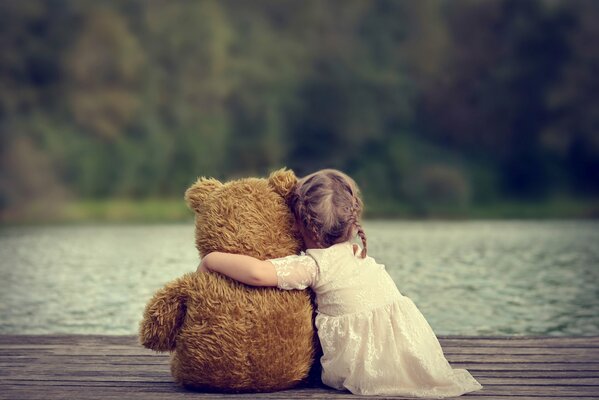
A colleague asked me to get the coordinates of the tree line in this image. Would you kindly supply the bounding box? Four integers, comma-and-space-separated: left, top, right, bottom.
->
1, 0, 597, 219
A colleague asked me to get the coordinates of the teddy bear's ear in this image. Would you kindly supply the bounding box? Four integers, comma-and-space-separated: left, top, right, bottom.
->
184, 177, 222, 213
268, 167, 297, 200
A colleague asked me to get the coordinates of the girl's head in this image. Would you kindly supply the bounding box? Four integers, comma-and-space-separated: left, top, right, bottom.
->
289, 169, 367, 258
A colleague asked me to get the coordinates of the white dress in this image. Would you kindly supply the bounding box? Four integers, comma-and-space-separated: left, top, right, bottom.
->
269, 241, 483, 397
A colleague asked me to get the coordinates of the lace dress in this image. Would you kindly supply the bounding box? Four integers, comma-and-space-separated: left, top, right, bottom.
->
269, 241, 483, 397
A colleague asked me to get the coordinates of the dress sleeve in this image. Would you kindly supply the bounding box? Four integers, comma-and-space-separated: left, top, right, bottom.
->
268, 254, 318, 290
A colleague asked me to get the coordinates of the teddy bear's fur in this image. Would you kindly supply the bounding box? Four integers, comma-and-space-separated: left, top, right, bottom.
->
139, 169, 317, 392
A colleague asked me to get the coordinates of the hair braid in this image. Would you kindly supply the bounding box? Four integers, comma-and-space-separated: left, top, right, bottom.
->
348, 195, 367, 258
356, 224, 367, 258
306, 212, 324, 248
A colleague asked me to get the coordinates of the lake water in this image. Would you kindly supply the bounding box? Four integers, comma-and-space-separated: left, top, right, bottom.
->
0, 221, 598, 336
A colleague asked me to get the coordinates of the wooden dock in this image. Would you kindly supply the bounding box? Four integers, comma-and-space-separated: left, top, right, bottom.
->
1, 335, 598, 399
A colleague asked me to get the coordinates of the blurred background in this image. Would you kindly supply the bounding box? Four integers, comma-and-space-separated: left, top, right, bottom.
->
1, 0, 599, 336
1, 0, 598, 223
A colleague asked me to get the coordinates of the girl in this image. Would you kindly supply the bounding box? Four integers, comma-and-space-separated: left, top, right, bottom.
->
198, 169, 483, 397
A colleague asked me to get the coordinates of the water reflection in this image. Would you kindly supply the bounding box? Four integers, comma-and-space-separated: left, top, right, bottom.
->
0, 221, 597, 335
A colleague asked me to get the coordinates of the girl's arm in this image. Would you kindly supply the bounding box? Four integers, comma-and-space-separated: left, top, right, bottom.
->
198, 252, 278, 287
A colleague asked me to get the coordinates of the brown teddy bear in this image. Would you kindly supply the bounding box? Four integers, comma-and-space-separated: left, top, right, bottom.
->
139, 168, 318, 392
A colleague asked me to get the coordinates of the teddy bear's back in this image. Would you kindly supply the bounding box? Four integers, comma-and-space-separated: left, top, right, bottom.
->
171, 272, 316, 392
165, 169, 317, 392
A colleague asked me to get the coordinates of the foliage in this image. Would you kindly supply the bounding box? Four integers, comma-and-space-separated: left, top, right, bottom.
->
0, 0, 597, 221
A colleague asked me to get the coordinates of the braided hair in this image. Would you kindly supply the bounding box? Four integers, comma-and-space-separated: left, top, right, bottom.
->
289, 169, 367, 258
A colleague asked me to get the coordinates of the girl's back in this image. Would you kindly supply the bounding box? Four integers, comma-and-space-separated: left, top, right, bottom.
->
306, 241, 399, 317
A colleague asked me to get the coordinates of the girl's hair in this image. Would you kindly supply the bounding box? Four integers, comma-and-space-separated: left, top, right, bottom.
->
289, 169, 367, 258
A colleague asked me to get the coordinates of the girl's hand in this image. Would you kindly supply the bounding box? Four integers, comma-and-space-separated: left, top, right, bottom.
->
197, 259, 209, 273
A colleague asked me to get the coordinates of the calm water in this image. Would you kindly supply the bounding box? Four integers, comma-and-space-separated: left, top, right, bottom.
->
0, 221, 598, 336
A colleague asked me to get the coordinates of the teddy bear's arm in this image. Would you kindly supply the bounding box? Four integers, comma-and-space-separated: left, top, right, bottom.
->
139, 276, 188, 352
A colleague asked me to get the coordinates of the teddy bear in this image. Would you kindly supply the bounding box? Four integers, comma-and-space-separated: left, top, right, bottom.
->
139, 168, 318, 392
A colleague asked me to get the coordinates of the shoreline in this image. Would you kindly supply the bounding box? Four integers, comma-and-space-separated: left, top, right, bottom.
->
1, 197, 598, 225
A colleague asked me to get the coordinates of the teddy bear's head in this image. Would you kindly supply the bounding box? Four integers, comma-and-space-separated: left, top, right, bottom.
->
184, 168, 303, 259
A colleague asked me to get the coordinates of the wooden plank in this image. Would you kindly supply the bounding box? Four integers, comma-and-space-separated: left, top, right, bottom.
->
0, 335, 140, 345
468, 370, 599, 378
3, 346, 597, 357
4, 381, 599, 396
4, 371, 598, 388
4, 374, 599, 387
4, 341, 598, 351
1, 393, 593, 400
472, 385, 599, 396
5, 353, 597, 363
452, 362, 599, 371
2, 390, 597, 400
443, 347, 599, 355
447, 353, 599, 363
2, 340, 598, 359
2, 334, 598, 346
0, 385, 359, 400
439, 336, 599, 348
3, 366, 599, 379
2, 335, 599, 400
2, 364, 599, 380
3, 359, 599, 371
